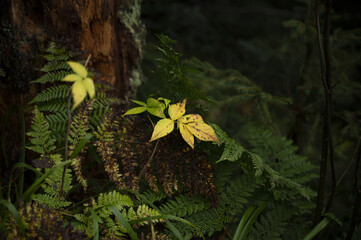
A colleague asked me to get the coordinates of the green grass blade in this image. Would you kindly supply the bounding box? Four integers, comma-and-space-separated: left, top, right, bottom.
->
109, 205, 139, 240
123, 188, 187, 240
238, 202, 268, 240
303, 217, 330, 240
7, 162, 43, 201
233, 206, 255, 240
69, 133, 93, 159
0, 199, 26, 237
127, 214, 203, 237
22, 160, 71, 202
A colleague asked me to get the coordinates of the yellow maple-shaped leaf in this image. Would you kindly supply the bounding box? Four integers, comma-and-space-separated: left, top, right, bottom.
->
185, 122, 218, 142
179, 122, 194, 149
83, 77, 95, 98
67, 61, 88, 78
150, 118, 174, 142
72, 81, 87, 109
168, 99, 186, 120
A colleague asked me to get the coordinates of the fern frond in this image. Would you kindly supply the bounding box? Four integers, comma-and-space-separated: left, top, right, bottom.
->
248, 207, 291, 240
159, 195, 210, 217
32, 193, 72, 208
140, 190, 168, 204
38, 102, 67, 113
27, 106, 56, 155
94, 190, 133, 210
93, 111, 124, 189
40, 61, 70, 72
32, 70, 70, 84
42, 154, 73, 196
29, 85, 70, 104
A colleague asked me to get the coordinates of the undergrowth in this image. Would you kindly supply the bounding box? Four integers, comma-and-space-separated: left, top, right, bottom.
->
0, 35, 346, 240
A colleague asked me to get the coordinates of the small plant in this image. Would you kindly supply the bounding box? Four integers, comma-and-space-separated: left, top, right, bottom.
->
124, 98, 219, 149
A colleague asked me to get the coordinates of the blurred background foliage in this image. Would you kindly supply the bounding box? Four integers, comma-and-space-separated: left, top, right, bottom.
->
139, 0, 361, 238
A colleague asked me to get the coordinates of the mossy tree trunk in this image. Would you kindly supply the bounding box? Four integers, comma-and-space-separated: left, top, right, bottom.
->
0, 0, 144, 165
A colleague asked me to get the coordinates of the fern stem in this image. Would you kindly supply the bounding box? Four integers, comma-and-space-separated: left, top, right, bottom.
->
59, 94, 72, 198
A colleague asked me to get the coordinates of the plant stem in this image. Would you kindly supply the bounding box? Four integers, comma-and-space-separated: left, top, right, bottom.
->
313, 0, 335, 226
137, 139, 159, 188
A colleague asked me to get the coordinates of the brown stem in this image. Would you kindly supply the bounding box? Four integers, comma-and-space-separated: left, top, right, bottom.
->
323, 0, 335, 212
136, 139, 159, 188
313, 0, 334, 226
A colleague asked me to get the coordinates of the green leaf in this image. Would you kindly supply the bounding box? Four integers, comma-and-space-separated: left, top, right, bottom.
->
303, 217, 330, 240
147, 107, 166, 118
237, 202, 268, 240
69, 133, 93, 159
147, 98, 161, 108
147, 98, 166, 118
0, 200, 26, 237
109, 206, 139, 240
233, 206, 255, 240
157, 97, 171, 107
123, 107, 148, 116
22, 160, 71, 203
130, 99, 147, 107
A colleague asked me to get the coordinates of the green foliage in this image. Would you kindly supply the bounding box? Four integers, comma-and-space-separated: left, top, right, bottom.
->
30, 43, 120, 146
6, 202, 86, 240
26, 107, 56, 155
74, 190, 162, 238
248, 207, 290, 240
153, 34, 208, 102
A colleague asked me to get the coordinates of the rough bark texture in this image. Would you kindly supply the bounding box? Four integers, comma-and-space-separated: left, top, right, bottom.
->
0, 0, 145, 165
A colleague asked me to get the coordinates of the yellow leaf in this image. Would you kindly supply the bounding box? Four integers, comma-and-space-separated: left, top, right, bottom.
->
168, 99, 186, 121
67, 61, 88, 78
178, 114, 203, 124
72, 81, 87, 109
150, 118, 174, 142
179, 122, 194, 149
62, 74, 82, 82
83, 77, 95, 98
185, 121, 219, 142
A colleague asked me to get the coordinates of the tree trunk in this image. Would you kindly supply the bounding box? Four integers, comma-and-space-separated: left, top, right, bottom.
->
0, 0, 145, 165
